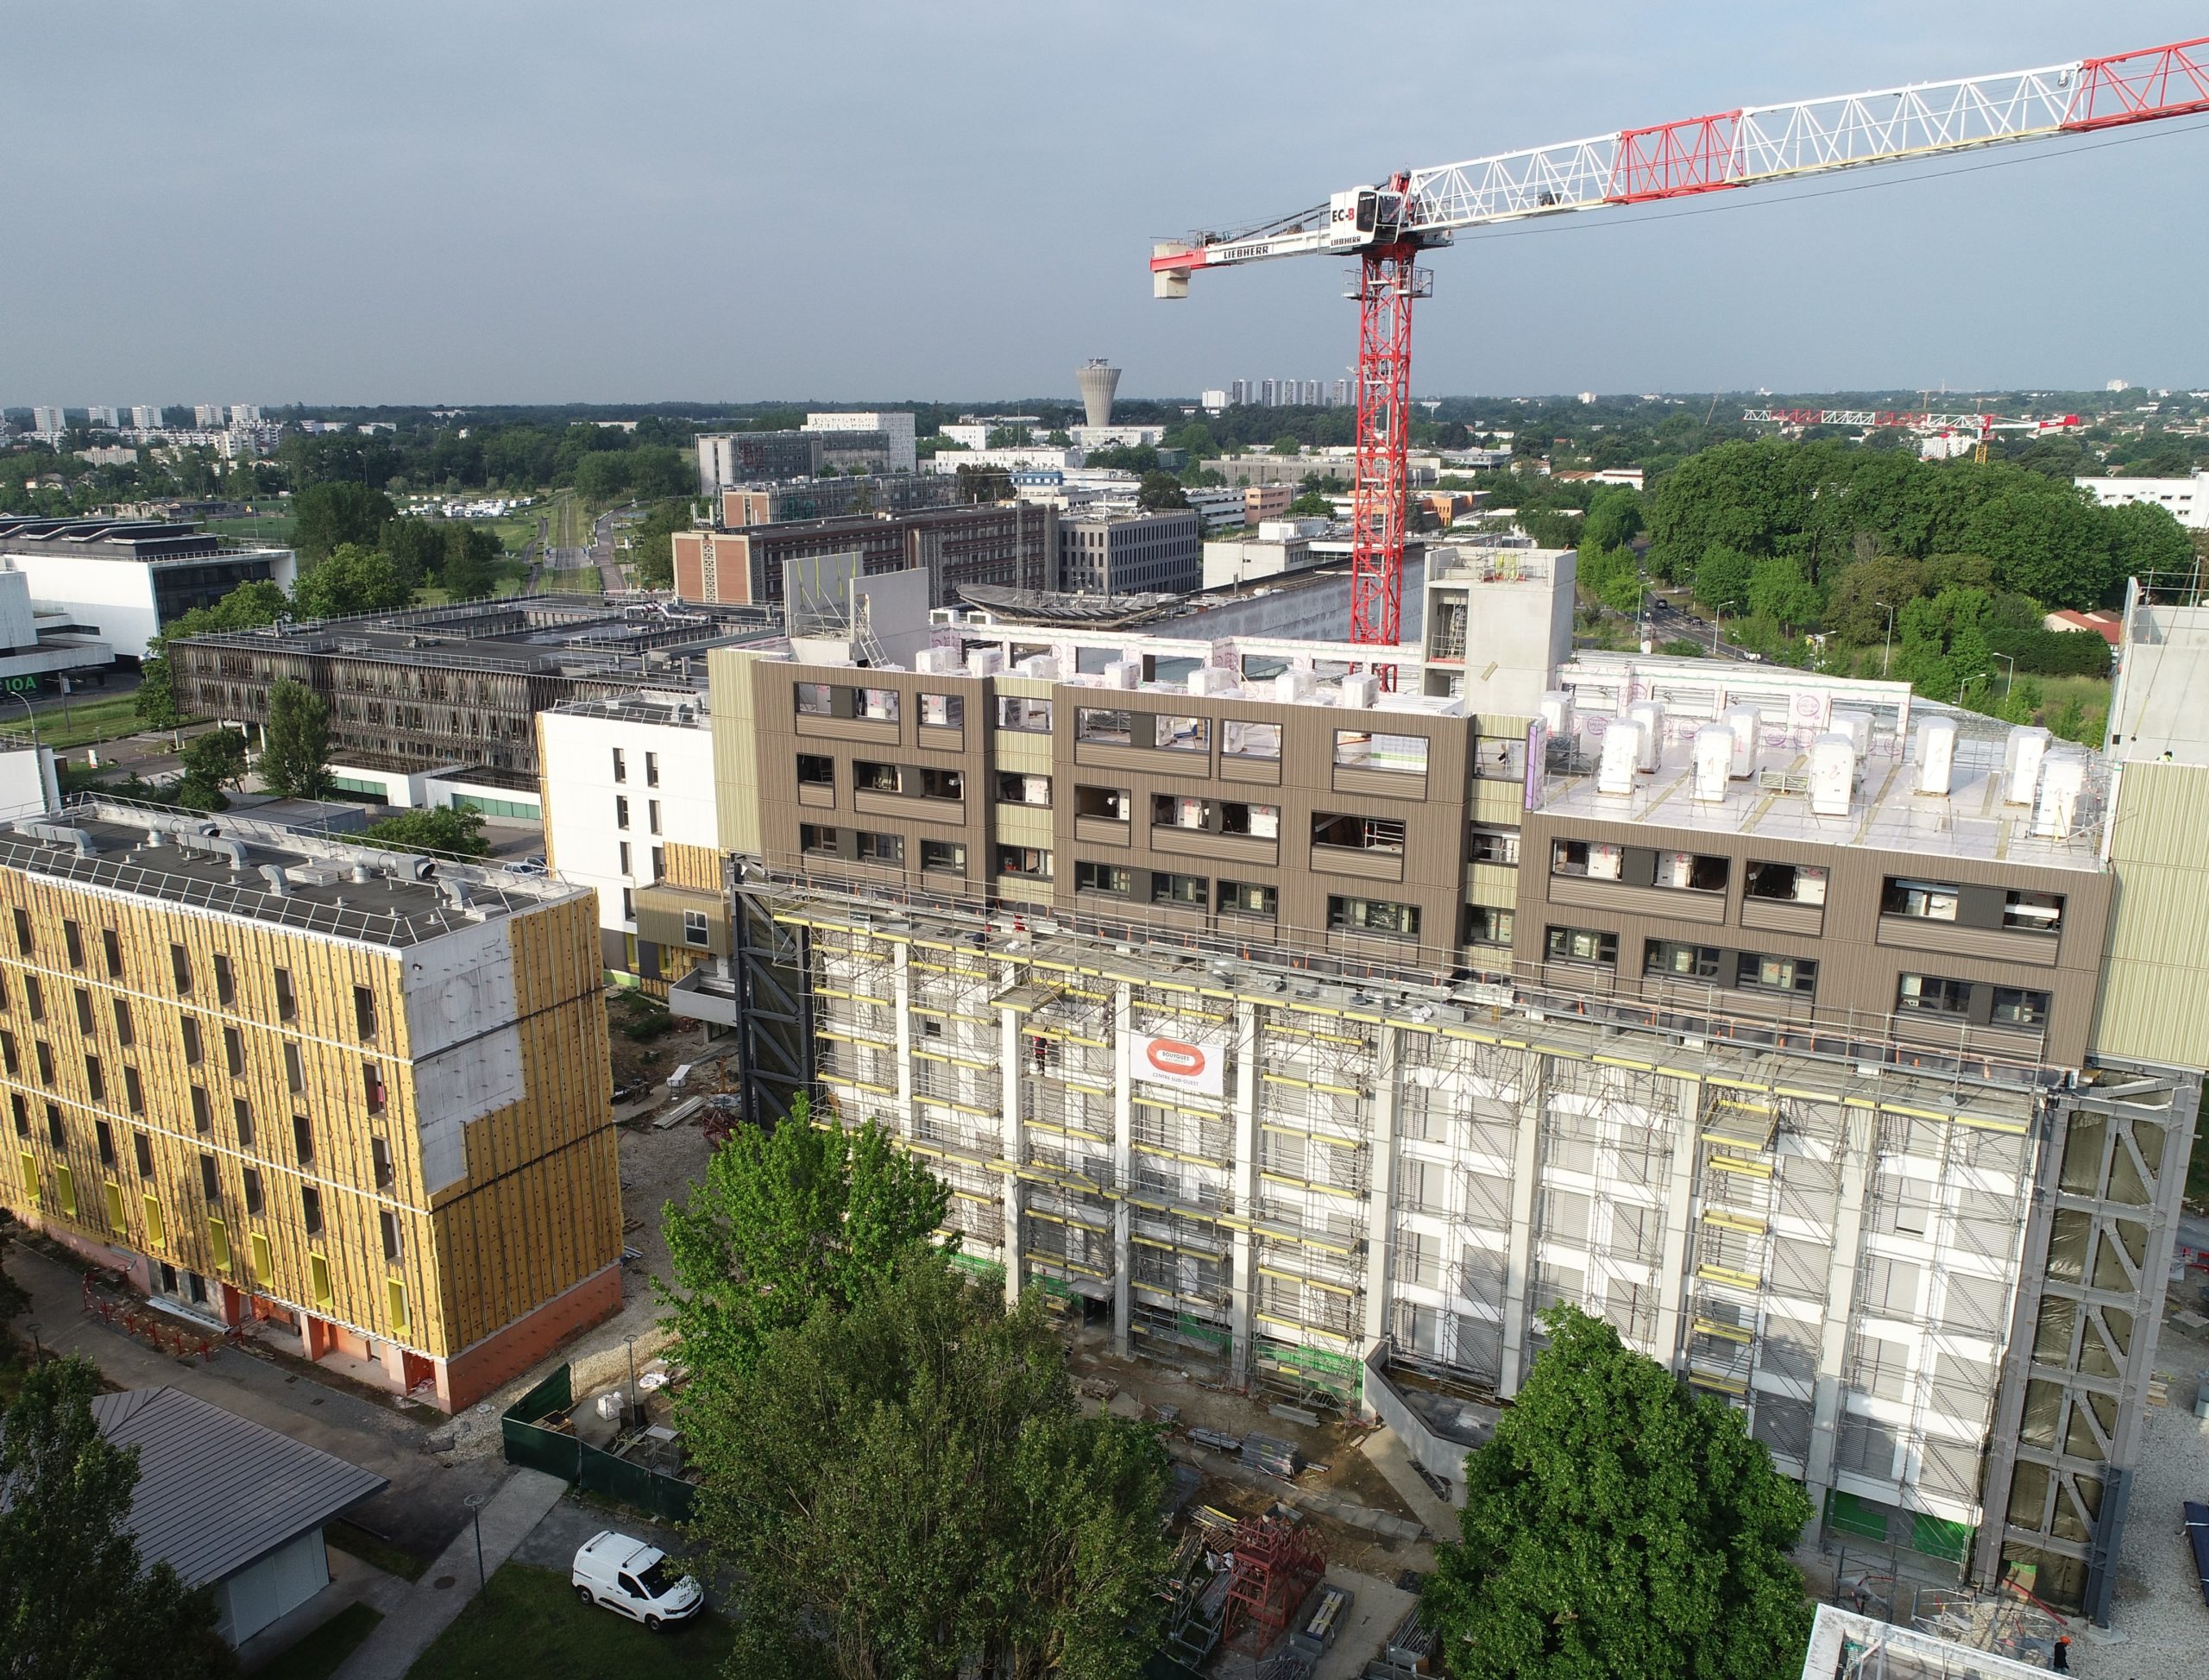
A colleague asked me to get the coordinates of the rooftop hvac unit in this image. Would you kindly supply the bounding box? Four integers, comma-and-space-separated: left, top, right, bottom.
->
2032, 747, 2089, 838
1808, 733, 1856, 817
1103, 658, 1142, 690
914, 646, 960, 675
1338, 672, 1379, 709
1016, 652, 1060, 679
1597, 720, 1643, 795
1188, 666, 1239, 697
1691, 726, 1733, 802
1721, 705, 1759, 777
2005, 725, 2052, 806
1830, 708, 1872, 756
1538, 689, 1574, 739
1274, 670, 1317, 703
966, 646, 1005, 677
1916, 715, 1959, 796
1627, 700, 1664, 771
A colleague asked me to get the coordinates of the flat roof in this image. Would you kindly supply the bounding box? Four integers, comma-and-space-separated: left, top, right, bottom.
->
545, 689, 711, 730
0, 798, 591, 947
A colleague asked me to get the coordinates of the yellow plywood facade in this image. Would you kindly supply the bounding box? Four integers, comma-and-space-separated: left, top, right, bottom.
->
0, 871, 620, 1377
2089, 761, 2209, 1069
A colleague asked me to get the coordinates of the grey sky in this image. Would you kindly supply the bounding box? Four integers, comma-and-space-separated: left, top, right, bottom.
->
6, 2, 2206, 405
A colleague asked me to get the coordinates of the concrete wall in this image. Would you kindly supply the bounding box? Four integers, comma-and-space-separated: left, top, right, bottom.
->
3, 553, 158, 658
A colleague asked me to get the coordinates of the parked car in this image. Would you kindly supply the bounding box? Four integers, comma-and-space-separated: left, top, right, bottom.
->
572, 1531, 702, 1629
501, 856, 548, 876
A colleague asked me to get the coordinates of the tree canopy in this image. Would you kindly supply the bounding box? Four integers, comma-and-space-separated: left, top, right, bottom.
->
258, 679, 333, 799
1424, 1306, 1814, 1680
624, 500, 691, 588
683, 1255, 1172, 1680
0, 1356, 238, 1680
175, 728, 248, 810
291, 544, 412, 620
1136, 471, 1189, 511
292, 481, 395, 562
660, 1102, 948, 1396
359, 805, 489, 858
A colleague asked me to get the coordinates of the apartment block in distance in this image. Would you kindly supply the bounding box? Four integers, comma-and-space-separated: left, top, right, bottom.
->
670, 503, 1059, 609
0, 801, 623, 1410
676, 543, 2205, 1624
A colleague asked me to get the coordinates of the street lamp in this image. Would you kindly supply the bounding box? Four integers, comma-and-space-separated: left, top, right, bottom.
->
1992, 652, 2016, 697
1712, 599, 1741, 657
1957, 672, 1988, 708
2, 689, 38, 746
464, 1491, 488, 1597
1876, 601, 1897, 679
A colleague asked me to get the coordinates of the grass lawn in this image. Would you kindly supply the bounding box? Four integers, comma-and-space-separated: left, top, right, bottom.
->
260, 1601, 382, 1680
23, 691, 159, 752
404, 1564, 734, 1680
205, 513, 297, 544
541, 563, 605, 595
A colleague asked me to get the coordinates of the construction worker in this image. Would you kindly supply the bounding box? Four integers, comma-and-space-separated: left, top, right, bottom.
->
2050, 1634, 2071, 1672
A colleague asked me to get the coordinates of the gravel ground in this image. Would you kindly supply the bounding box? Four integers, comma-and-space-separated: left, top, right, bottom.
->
2076, 1380, 2209, 1677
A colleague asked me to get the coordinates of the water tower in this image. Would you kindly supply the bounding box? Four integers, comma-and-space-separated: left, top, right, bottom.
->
1076, 359, 1121, 427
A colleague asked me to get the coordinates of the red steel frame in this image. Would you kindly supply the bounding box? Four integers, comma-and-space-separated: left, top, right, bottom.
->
1349, 238, 1419, 674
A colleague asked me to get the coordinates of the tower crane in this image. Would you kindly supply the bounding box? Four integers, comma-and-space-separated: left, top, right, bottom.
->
1152, 37, 2209, 677
1740, 407, 2086, 463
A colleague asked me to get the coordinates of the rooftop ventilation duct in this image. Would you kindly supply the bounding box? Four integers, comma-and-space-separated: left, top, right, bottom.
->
1809, 733, 1855, 818
1596, 720, 1642, 795
1626, 701, 1665, 771
437, 877, 474, 909
351, 862, 374, 884
2005, 726, 2052, 806
1690, 726, 1733, 803
1338, 672, 1379, 710
257, 864, 290, 898
411, 856, 437, 881
1721, 705, 1760, 777
2032, 747, 2089, 838
1916, 715, 1959, 796
1538, 689, 1574, 739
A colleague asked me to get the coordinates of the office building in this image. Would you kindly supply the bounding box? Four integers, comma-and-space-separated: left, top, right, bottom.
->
697, 431, 827, 494
720, 475, 960, 527
229, 405, 261, 425
538, 691, 722, 985
671, 552, 2205, 1621
169, 595, 777, 779
803, 411, 918, 474
1201, 390, 1230, 413
1182, 487, 1247, 534
2074, 470, 2209, 530
0, 516, 293, 662
0, 800, 624, 1410
1260, 379, 1278, 407
1057, 510, 1202, 596
672, 503, 1059, 609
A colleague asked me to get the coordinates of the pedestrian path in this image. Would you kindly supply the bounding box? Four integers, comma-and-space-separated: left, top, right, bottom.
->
330, 1466, 569, 1680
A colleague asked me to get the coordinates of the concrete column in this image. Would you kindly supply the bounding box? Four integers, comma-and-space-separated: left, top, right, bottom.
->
1229, 998, 1260, 1386
1361, 1024, 1402, 1352
1805, 1105, 1875, 1494
1111, 980, 1134, 1356
1652, 1075, 1703, 1368
1000, 1001, 1024, 1307
891, 941, 914, 1130
1498, 1048, 1546, 1399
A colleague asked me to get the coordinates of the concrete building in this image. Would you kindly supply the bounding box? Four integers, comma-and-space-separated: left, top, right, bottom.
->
925, 446, 1084, 475
1058, 510, 1202, 596
2074, 469, 2209, 530
672, 504, 1059, 609
803, 411, 918, 474
0, 516, 293, 663
1246, 484, 1295, 525
1202, 534, 1317, 590
670, 560, 2209, 1622
1202, 390, 1230, 413
719, 475, 959, 527
130, 406, 163, 429
31, 406, 65, 437
1077, 360, 1121, 428
0, 569, 114, 686
1183, 487, 1247, 535
87, 406, 120, 429
169, 595, 777, 779
538, 692, 721, 985
0, 800, 624, 1409
696, 431, 826, 493
1071, 425, 1165, 451
90, 1386, 385, 1646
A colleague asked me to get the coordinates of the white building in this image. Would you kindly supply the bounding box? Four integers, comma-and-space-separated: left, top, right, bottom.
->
924, 446, 1083, 475
803, 411, 917, 474
1071, 425, 1166, 450
30, 406, 65, 437
86, 406, 119, 429
2075, 470, 2209, 530
538, 692, 720, 983
0, 520, 292, 663
230, 404, 261, 424
129, 405, 163, 429
192, 404, 225, 427
1200, 389, 1229, 412
1201, 533, 1315, 588
1182, 486, 1245, 533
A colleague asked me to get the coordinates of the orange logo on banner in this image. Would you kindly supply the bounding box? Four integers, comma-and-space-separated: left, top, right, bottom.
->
1146, 1039, 1206, 1078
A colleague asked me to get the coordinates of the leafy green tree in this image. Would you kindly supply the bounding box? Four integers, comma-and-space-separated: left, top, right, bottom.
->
380, 517, 448, 591
626, 501, 690, 589
360, 805, 489, 858
292, 481, 394, 562
0, 1356, 238, 1680
1270, 435, 1303, 456
1691, 544, 1754, 613
291, 544, 412, 620
1287, 489, 1333, 518
2105, 498, 2193, 583
257, 680, 332, 799
683, 1256, 1172, 1680
1425, 1306, 1813, 1680
0, 1222, 29, 1329
439, 525, 501, 600
661, 1103, 948, 1396
985, 425, 1031, 449
1580, 487, 1643, 553
177, 728, 248, 809
1136, 471, 1190, 512
1747, 555, 1822, 634
131, 661, 183, 733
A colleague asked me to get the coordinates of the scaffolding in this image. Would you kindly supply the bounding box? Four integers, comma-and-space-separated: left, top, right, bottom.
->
1534, 1059, 1680, 1365
1221, 1517, 1326, 1657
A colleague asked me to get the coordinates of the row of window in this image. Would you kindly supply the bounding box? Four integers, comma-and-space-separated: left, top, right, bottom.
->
1884, 877, 2064, 933
11, 1085, 394, 1181
1544, 850, 2065, 934
1067, 862, 1419, 937
610, 795, 664, 834
3, 915, 387, 1039
1539, 923, 2052, 1025
607, 746, 661, 787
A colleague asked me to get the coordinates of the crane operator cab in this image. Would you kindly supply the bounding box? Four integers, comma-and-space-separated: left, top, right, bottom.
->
1329, 186, 1407, 249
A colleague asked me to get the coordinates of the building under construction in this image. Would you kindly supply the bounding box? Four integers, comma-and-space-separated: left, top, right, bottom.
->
675, 546, 2206, 1621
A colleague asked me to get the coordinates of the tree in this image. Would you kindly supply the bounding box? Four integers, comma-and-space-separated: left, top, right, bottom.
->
1136, 471, 1189, 512
1746, 555, 1822, 634
290, 544, 412, 620
0, 1221, 29, 1330
439, 525, 501, 600
1425, 1306, 1814, 1680
360, 805, 489, 858
380, 517, 448, 591
986, 425, 1032, 449
1270, 435, 1303, 456
258, 680, 332, 799
1580, 487, 1643, 553
176, 728, 248, 809
1691, 544, 1754, 613
1287, 489, 1333, 518
625, 501, 690, 589
131, 659, 182, 733
661, 1103, 948, 1395
0, 1356, 238, 1680
683, 1256, 1172, 1680
291, 481, 394, 562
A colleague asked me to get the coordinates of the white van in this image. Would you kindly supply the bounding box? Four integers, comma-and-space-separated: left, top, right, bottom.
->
571, 1531, 703, 1629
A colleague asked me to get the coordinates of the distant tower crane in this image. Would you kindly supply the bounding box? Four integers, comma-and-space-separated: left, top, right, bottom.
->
1152, 38, 2209, 677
